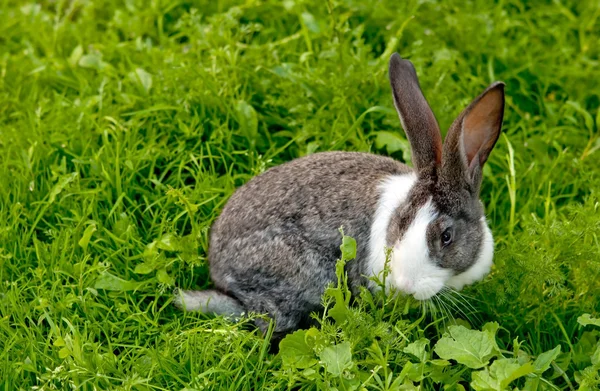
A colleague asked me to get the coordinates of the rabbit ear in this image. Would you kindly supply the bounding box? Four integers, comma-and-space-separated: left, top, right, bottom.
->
442, 82, 505, 192
389, 53, 442, 173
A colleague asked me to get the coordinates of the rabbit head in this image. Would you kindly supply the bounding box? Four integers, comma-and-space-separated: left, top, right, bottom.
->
375, 53, 505, 300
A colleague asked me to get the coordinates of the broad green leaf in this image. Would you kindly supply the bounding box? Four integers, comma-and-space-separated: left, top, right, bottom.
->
133, 68, 152, 93
319, 341, 353, 377
325, 262, 350, 324
326, 234, 354, 325
134, 263, 155, 274
565, 101, 595, 132
429, 359, 455, 384
472, 371, 498, 391
398, 360, 414, 383
301, 368, 317, 379
156, 268, 174, 286
340, 234, 357, 260
592, 343, 600, 366
498, 361, 534, 388
374, 131, 411, 162
22, 356, 36, 372
482, 322, 501, 354
403, 338, 429, 362
143, 241, 159, 261
573, 331, 598, 366
48, 173, 78, 204
578, 314, 600, 328
398, 361, 431, 383
304, 327, 327, 350
471, 358, 534, 391
156, 233, 181, 252
279, 330, 317, 369
78, 53, 108, 70
404, 361, 430, 382
94, 272, 143, 291
397, 381, 419, 391
389, 371, 409, 389
58, 347, 71, 359
434, 325, 498, 369
444, 318, 472, 330
327, 298, 349, 325
301, 12, 320, 33
235, 101, 258, 142
68, 45, 83, 67
339, 376, 361, 391
113, 213, 132, 238
533, 345, 561, 373
523, 377, 541, 391
53, 337, 65, 347
78, 224, 96, 251
482, 322, 499, 336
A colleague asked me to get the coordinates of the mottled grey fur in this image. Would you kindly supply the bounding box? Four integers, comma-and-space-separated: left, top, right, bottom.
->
175, 53, 505, 342
207, 152, 410, 336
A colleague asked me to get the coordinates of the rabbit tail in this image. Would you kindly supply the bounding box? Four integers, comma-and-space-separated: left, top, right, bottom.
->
174, 288, 245, 317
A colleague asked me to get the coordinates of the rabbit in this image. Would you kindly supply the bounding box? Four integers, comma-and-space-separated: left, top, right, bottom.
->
174, 53, 505, 342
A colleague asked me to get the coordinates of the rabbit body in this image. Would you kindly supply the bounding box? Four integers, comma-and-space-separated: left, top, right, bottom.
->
176, 53, 506, 341
208, 151, 411, 332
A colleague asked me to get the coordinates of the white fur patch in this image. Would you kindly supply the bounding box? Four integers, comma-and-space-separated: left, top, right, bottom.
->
367, 173, 417, 289
447, 217, 494, 290
367, 176, 494, 300
390, 199, 452, 300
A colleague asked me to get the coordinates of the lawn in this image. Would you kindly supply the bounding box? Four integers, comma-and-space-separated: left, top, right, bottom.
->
0, 0, 599, 389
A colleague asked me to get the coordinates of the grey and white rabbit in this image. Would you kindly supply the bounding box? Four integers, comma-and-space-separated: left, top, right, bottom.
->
175, 53, 505, 340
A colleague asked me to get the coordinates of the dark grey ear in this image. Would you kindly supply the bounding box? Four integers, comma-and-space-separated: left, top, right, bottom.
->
389, 53, 442, 173
442, 82, 505, 192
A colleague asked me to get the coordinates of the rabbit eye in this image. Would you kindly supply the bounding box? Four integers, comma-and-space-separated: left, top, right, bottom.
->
441, 228, 453, 246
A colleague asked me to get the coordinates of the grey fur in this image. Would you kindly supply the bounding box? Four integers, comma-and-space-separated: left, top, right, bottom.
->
208, 152, 410, 336
173, 288, 245, 316
176, 53, 505, 340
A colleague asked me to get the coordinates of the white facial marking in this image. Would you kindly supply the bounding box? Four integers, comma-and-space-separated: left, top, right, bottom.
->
447, 217, 494, 290
367, 173, 417, 289
368, 177, 494, 300
391, 199, 452, 300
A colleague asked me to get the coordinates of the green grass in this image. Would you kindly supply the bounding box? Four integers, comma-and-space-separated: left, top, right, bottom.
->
0, 0, 599, 389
